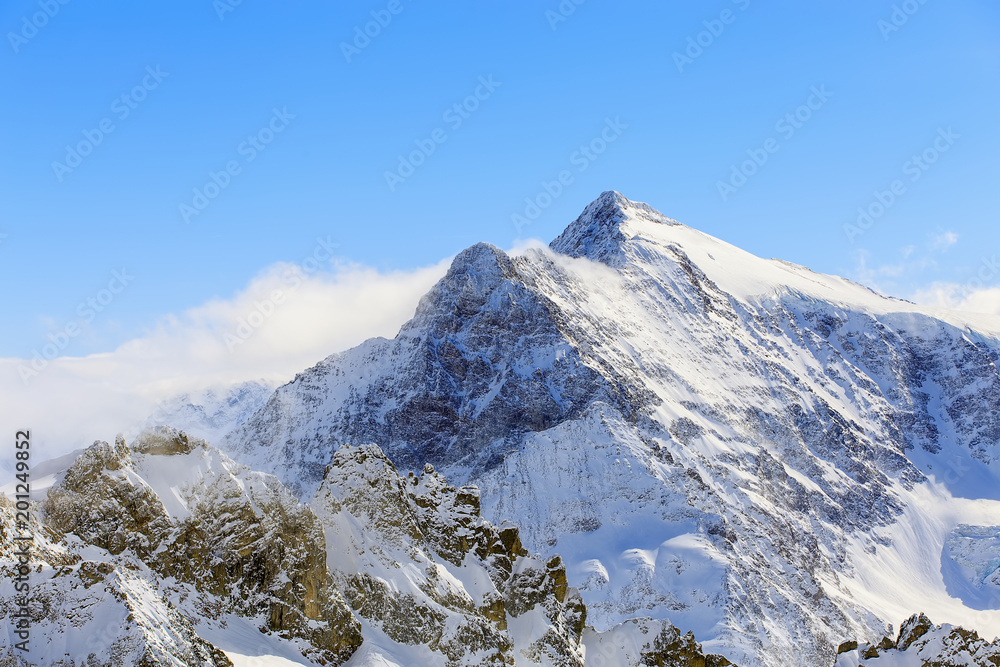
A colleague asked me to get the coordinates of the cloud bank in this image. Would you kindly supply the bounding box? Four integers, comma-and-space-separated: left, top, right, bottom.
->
0, 255, 452, 463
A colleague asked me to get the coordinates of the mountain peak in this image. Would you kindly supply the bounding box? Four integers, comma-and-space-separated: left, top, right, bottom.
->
588, 189, 632, 210
549, 191, 679, 265
406, 241, 517, 327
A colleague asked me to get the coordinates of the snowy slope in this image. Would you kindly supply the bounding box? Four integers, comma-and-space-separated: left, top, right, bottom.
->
225, 192, 1000, 666
143, 379, 276, 446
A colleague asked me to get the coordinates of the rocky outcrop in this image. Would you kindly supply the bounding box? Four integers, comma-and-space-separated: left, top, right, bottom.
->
834, 613, 1000, 666
44, 436, 172, 558
584, 617, 735, 667
314, 443, 589, 666
0, 560, 234, 667
28, 428, 364, 666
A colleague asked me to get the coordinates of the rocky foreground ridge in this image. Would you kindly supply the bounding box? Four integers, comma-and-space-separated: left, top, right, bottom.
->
1, 427, 735, 666
834, 612, 1000, 666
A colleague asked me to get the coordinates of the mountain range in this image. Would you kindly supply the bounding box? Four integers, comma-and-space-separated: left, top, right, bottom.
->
4, 191, 1000, 666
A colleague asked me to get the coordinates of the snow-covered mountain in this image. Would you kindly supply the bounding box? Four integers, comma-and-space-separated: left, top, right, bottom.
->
221, 191, 1000, 666
5, 192, 1000, 665
143, 379, 276, 445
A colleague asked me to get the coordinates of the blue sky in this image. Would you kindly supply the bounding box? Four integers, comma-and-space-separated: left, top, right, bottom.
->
2, 0, 999, 361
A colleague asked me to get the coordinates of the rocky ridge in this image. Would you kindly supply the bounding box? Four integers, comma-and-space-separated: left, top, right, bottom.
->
1, 427, 734, 666
835, 613, 1000, 666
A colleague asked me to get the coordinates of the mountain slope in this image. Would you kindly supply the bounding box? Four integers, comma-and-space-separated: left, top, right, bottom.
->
224, 192, 1000, 666
143, 380, 276, 445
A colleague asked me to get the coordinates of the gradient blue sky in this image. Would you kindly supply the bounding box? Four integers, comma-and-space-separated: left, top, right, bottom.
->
2, 0, 999, 358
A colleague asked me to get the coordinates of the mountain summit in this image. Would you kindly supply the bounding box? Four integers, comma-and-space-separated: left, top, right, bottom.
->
549, 190, 680, 265
217, 192, 1000, 666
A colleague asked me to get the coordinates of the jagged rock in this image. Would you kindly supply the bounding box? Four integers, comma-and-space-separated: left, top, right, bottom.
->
314, 443, 589, 665
44, 436, 173, 558
5, 434, 740, 665
897, 612, 934, 650
0, 493, 76, 568
8, 432, 635, 665
837, 640, 858, 654
0, 560, 233, 666
834, 614, 1000, 666
33, 429, 364, 666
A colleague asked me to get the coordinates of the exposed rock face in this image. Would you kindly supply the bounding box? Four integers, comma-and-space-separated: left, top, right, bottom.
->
834, 613, 1000, 666
2, 428, 362, 666
0, 491, 75, 569
5, 429, 732, 666
44, 436, 173, 558
47, 428, 363, 664
222, 191, 1000, 666
897, 612, 935, 651
224, 241, 625, 497
313, 443, 589, 666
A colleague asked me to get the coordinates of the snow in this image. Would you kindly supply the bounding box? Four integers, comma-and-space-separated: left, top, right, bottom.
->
838, 481, 1000, 641
0, 447, 83, 502
342, 620, 446, 667
16, 191, 1000, 666
942, 525, 1000, 610
198, 615, 322, 667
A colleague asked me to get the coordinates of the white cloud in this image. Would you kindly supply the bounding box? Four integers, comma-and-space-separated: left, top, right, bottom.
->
911, 283, 1000, 315
0, 255, 453, 462
929, 231, 959, 252
908, 254, 1000, 315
